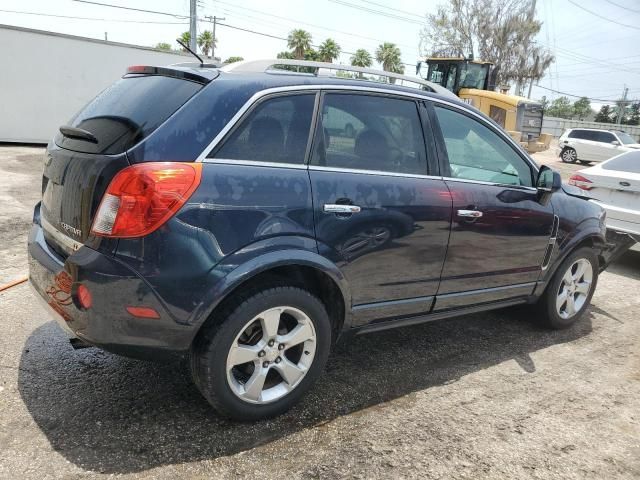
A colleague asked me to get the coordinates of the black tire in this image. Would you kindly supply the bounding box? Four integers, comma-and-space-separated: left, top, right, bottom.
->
190, 285, 331, 420
561, 147, 578, 163
536, 247, 599, 329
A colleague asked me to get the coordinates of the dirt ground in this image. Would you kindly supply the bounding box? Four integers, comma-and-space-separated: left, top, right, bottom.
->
0, 145, 638, 479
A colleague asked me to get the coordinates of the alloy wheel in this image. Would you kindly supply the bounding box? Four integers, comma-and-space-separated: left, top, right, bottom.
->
226, 306, 317, 404
556, 258, 593, 319
562, 149, 577, 163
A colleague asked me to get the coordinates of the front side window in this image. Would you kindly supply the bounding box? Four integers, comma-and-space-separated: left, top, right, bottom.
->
594, 131, 615, 144
212, 93, 315, 164
434, 105, 533, 187
615, 131, 637, 145
310, 94, 428, 175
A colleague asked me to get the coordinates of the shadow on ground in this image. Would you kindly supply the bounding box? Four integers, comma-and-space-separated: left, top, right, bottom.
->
18, 306, 595, 474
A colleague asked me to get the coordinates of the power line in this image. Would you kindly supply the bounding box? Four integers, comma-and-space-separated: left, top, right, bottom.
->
356, 0, 424, 19
567, 0, 640, 30
327, 0, 424, 25
604, 0, 640, 14
0, 8, 187, 24
72, 0, 188, 18
535, 85, 637, 102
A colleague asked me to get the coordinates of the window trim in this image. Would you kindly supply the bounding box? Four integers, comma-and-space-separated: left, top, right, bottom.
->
309, 90, 431, 176
428, 101, 538, 189
206, 90, 320, 164
197, 84, 537, 180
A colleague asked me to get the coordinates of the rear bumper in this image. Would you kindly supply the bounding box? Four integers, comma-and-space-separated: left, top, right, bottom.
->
28, 219, 195, 360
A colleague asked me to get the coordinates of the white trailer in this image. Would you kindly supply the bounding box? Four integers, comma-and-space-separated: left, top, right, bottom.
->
0, 24, 192, 144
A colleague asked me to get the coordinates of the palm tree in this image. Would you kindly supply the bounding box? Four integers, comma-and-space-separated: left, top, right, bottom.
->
318, 38, 341, 63
287, 29, 312, 59
350, 49, 372, 78
179, 31, 191, 51
375, 42, 402, 72
197, 30, 215, 58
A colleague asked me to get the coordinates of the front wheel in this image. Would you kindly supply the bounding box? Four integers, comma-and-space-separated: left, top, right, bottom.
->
190, 286, 332, 420
537, 247, 598, 329
561, 147, 578, 163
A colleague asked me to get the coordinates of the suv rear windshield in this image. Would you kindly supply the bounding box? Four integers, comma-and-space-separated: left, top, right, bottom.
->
55, 75, 202, 154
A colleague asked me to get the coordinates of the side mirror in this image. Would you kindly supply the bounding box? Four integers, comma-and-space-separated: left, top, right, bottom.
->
611, 140, 620, 146
536, 165, 562, 193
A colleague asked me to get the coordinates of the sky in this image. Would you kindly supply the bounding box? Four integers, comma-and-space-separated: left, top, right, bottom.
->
2, 0, 639, 108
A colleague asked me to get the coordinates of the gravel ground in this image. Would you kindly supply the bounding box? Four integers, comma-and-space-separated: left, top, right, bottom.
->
0, 145, 638, 479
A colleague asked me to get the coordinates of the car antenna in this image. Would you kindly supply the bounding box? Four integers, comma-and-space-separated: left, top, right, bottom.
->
176, 39, 204, 66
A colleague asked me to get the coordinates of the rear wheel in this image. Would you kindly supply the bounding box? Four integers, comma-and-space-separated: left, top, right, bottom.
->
537, 247, 598, 329
561, 147, 578, 163
190, 286, 331, 420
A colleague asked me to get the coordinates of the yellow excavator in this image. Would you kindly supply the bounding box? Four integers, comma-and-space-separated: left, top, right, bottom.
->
417, 57, 552, 153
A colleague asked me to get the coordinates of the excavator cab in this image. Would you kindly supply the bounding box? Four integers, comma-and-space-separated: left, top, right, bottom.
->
417, 57, 551, 154
422, 58, 492, 94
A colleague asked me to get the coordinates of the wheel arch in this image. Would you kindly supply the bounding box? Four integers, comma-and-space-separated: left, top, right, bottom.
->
188, 247, 351, 346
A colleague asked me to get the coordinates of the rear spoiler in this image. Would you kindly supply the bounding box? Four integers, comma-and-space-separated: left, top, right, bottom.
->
124, 65, 218, 84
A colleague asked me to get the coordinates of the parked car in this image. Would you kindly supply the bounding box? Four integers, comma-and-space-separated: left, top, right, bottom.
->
557, 128, 640, 164
569, 150, 640, 241
29, 59, 618, 420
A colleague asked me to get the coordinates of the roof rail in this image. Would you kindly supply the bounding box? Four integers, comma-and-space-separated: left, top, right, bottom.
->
220, 59, 457, 99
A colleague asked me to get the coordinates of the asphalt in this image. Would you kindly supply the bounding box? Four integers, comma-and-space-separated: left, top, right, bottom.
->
0, 145, 638, 479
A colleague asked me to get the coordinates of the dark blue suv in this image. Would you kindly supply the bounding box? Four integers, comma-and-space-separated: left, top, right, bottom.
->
29, 60, 611, 420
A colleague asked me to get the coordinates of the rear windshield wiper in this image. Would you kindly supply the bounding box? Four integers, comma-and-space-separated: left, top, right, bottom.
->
59, 126, 98, 144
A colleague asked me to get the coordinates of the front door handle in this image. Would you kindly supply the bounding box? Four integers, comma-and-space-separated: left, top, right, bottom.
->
457, 209, 483, 218
324, 204, 362, 214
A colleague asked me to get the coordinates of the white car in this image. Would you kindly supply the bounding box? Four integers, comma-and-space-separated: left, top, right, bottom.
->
569, 150, 640, 238
558, 128, 640, 164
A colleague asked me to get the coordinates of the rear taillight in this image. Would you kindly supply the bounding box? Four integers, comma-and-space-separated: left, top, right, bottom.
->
91, 162, 202, 238
568, 174, 593, 191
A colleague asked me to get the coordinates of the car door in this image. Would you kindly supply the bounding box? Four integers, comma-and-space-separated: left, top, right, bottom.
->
593, 131, 618, 162
308, 92, 452, 326
429, 102, 555, 311
570, 130, 596, 161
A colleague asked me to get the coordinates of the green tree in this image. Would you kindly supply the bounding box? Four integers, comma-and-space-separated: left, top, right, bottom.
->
594, 105, 614, 123
224, 56, 244, 64
178, 32, 191, 51
572, 97, 591, 120
375, 42, 402, 72
546, 96, 573, 119
539, 95, 549, 111
420, 0, 554, 88
350, 49, 373, 78
197, 30, 215, 58
154, 42, 172, 51
287, 29, 312, 60
318, 38, 341, 63
625, 102, 640, 126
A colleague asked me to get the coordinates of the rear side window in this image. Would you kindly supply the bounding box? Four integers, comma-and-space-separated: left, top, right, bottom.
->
602, 151, 640, 173
310, 93, 428, 175
56, 75, 202, 154
568, 130, 587, 140
212, 94, 316, 164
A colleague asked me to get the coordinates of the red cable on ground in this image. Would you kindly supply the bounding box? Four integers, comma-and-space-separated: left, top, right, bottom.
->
0, 276, 28, 292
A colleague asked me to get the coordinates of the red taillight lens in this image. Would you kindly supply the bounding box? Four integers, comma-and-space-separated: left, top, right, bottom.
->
77, 285, 93, 309
126, 306, 160, 319
91, 162, 202, 238
568, 174, 593, 191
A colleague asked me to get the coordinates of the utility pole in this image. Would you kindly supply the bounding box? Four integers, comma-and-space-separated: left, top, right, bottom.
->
205, 15, 225, 60
616, 85, 629, 125
189, 0, 197, 52
104, 32, 108, 41
527, 54, 539, 99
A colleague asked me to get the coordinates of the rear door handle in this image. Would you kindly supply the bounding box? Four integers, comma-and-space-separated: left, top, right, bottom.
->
457, 209, 483, 218
323, 204, 362, 214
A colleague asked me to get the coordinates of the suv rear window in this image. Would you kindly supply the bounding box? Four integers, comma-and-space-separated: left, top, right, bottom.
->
55, 75, 202, 154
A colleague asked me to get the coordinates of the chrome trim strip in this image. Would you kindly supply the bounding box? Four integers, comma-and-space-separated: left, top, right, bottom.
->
442, 176, 538, 191
195, 84, 441, 163
437, 281, 537, 299
309, 165, 443, 180
41, 216, 82, 254
201, 158, 308, 169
